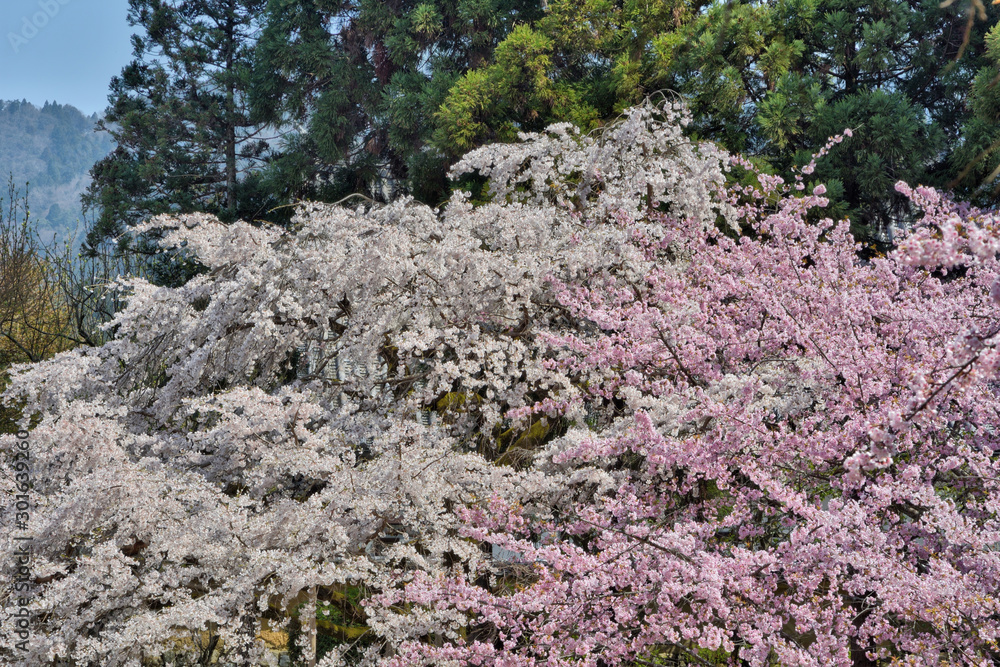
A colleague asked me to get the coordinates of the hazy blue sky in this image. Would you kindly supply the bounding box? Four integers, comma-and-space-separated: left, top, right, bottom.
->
0, 0, 134, 115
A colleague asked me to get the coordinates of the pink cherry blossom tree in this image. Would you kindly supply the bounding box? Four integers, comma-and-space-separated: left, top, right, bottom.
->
380, 140, 1000, 666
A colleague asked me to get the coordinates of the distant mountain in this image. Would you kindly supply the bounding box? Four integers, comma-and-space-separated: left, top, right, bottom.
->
0, 100, 113, 245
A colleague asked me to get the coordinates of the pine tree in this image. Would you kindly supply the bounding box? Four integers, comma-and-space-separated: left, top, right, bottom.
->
82, 0, 271, 283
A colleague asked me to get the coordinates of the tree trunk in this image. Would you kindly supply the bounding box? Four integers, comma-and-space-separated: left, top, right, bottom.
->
225, 0, 238, 217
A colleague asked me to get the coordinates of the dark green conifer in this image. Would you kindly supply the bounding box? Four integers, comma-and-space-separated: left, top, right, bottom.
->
83, 0, 270, 284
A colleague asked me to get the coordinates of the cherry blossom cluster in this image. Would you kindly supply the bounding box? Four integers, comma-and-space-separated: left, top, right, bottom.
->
0, 98, 727, 665
2, 94, 999, 667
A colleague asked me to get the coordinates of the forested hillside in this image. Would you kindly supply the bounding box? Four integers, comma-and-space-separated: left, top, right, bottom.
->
0, 100, 113, 244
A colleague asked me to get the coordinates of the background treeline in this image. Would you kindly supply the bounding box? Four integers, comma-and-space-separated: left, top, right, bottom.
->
79, 0, 1000, 279
8, 0, 1000, 330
